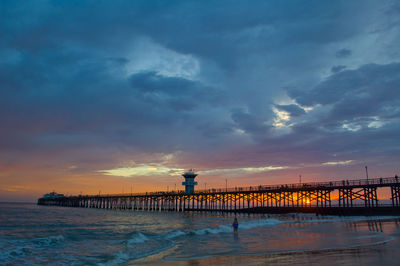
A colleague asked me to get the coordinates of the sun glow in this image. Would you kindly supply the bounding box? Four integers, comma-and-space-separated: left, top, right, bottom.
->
272, 107, 291, 128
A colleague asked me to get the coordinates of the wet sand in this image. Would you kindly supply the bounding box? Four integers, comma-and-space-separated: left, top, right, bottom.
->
142, 218, 400, 266
145, 240, 399, 265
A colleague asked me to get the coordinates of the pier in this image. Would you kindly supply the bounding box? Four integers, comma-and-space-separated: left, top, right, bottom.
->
37, 176, 400, 215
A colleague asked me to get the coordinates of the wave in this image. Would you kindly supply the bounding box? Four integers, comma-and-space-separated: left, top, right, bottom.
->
0, 234, 65, 265
92, 215, 400, 265
103, 218, 283, 264
165, 230, 186, 239
127, 232, 149, 245
3, 234, 65, 248
33, 234, 65, 246
102, 235, 175, 266
102, 250, 130, 266
168, 218, 284, 238
122, 218, 284, 249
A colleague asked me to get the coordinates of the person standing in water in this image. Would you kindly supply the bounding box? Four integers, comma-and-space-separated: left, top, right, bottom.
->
232, 217, 239, 232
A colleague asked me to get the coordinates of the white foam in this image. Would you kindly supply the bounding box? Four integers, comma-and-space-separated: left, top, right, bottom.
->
165, 230, 186, 239
104, 235, 176, 265
108, 218, 280, 264
162, 218, 283, 238
193, 224, 232, 235
159, 215, 398, 241
239, 218, 283, 229
104, 216, 399, 265
127, 232, 149, 245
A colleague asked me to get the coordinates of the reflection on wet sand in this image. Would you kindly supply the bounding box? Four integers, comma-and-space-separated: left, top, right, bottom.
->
144, 218, 400, 266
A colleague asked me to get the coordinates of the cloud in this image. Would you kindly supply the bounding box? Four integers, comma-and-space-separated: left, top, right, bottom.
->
335, 48, 352, 58
331, 65, 347, 73
99, 165, 184, 177
282, 62, 400, 162
128, 70, 219, 111
199, 166, 289, 176
274, 104, 306, 117
230, 108, 270, 134
125, 38, 200, 80
99, 164, 289, 178
322, 160, 354, 166
289, 63, 400, 125
1, 1, 400, 200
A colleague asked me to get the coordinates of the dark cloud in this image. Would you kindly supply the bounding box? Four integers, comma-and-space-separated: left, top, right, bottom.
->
290, 63, 400, 110
335, 48, 352, 58
231, 108, 270, 135
282, 62, 400, 162
129, 71, 223, 111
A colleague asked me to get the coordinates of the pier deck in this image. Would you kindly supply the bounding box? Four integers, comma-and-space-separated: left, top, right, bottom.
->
37, 176, 400, 215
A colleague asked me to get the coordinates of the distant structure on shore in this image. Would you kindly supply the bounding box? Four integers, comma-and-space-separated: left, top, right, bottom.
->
182, 169, 198, 193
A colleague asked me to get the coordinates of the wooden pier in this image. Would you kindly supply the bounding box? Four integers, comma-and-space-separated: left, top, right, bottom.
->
37, 176, 400, 215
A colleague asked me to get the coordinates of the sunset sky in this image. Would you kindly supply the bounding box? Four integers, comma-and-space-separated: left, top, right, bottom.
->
1, 1, 399, 202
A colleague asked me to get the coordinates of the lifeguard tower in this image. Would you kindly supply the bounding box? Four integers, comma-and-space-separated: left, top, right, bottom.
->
182, 169, 198, 193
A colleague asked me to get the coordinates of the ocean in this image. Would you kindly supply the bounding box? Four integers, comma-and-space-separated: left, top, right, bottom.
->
1, 202, 400, 265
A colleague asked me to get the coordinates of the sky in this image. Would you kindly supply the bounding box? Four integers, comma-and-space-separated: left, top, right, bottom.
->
1, 0, 400, 202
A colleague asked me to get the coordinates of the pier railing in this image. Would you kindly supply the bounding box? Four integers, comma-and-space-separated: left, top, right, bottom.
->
78, 176, 400, 197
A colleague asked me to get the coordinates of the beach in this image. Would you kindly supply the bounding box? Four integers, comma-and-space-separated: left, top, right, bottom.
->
151, 239, 400, 266
1, 202, 400, 265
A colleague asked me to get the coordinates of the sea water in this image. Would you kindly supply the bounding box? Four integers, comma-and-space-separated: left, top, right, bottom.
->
1, 202, 400, 265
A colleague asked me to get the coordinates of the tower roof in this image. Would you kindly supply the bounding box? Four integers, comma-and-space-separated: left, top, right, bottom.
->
182, 169, 197, 178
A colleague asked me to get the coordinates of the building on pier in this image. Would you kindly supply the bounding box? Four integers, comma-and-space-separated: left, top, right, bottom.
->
43, 192, 64, 199
182, 169, 198, 193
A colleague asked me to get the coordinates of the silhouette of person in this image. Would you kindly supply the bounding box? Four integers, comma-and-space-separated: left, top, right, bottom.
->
232, 217, 239, 232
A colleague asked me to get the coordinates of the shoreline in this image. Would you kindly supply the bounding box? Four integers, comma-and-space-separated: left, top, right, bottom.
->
235, 206, 400, 216
141, 231, 399, 266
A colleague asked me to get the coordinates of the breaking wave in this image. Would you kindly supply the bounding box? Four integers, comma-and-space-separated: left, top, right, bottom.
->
32, 234, 65, 246
0, 234, 65, 264
127, 232, 149, 245
103, 218, 284, 264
